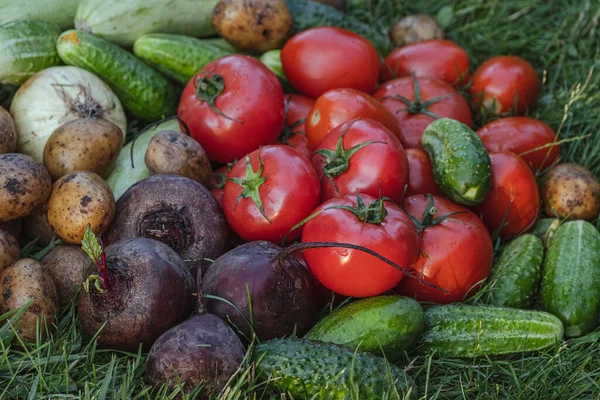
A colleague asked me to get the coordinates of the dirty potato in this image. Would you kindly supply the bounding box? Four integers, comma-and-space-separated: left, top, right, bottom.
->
22, 205, 55, 247
0, 229, 20, 272
541, 163, 600, 221
41, 245, 95, 306
145, 131, 212, 185
212, 0, 294, 53
0, 258, 59, 342
0, 106, 17, 154
46, 171, 116, 244
0, 153, 52, 224
43, 118, 124, 181
389, 14, 445, 47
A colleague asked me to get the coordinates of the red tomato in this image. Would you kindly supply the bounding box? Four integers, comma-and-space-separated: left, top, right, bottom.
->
301, 194, 419, 298
222, 145, 320, 243
380, 40, 470, 86
306, 88, 401, 148
472, 152, 540, 240
178, 55, 284, 163
373, 76, 472, 149
278, 94, 315, 159
406, 148, 442, 196
476, 117, 559, 171
394, 195, 493, 303
208, 164, 233, 208
311, 118, 408, 203
281, 27, 380, 98
470, 56, 540, 115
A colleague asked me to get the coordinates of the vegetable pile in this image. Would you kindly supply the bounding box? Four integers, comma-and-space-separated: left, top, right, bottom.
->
0, 0, 599, 399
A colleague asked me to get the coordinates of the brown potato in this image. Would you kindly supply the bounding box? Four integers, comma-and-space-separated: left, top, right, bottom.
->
0, 106, 17, 154
41, 245, 95, 306
22, 205, 55, 247
389, 14, 445, 47
0, 229, 20, 272
0, 153, 52, 224
43, 118, 124, 181
0, 258, 58, 342
47, 171, 116, 244
541, 163, 600, 221
212, 0, 294, 53
145, 131, 212, 185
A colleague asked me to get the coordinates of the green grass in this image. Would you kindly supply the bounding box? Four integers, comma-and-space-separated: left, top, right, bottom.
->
2, 0, 600, 399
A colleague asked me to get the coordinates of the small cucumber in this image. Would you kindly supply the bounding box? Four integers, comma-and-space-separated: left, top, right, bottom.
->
56, 30, 179, 121
419, 305, 564, 358
483, 234, 544, 309
255, 338, 417, 399
531, 217, 560, 248
304, 295, 423, 361
133, 34, 236, 86
540, 220, 600, 337
421, 118, 492, 205
0, 20, 61, 85
259, 50, 296, 93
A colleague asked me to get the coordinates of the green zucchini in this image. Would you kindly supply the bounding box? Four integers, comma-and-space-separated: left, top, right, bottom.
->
419, 305, 564, 358
482, 234, 544, 309
254, 338, 417, 399
531, 217, 560, 248
540, 220, 600, 337
421, 118, 492, 205
304, 295, 424, 361
0, 0, 78, 30
133, 34, 236, 86
0, 20, 61, 85
56, 30, 179, 121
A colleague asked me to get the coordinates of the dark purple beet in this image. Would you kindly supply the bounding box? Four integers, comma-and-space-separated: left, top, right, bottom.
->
78, 237, 195, 352
201, 241, 319, 341
146, 312, 245, 399
104, 174, 230, 277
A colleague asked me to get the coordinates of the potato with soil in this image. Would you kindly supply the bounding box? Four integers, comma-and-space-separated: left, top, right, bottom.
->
0, 153, 52, 224
0, 229, 20, 272
43, 118, 124, 181
144, 131, 212, 185
541, 163, 600, 221
0, 258, 59, 342
47, 170, 116, 244
212, 0, 294, 53
389, 14, 445, 47
0, 106, 16, 154
22, 205, 55, 247
41, 245, 95, 306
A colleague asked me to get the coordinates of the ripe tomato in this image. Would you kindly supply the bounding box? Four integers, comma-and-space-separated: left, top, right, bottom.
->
406, 148, 442, 196
380, 40, 470, 86
178, 55, 284, 163
476, 117, 559, 172
373, 76, 472, 149
311, 118, 408, 203
278, 94, 315, 159
208, 164, 234, 208
472, 152, 540, 240
394, 195, 493, 304
306, 88, 401, 148
281, 27, 380, 98
223, 145, 320, 243
301, 194, 419, 298
470, 56, 540, 115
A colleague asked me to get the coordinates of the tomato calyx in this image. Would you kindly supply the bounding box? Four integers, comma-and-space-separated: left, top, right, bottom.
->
383, 74, 449, 119
405, 194, 466, 235
332, 193, 389, 225
194, 73, 241, 123
230, 154, 271, 223
279, 95, 306, 145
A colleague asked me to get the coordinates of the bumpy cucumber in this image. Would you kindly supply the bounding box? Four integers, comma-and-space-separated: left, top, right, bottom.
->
255, 338, 417, 399
419, 305, 564, 358
483, 234, 544, 309
304, 295, 424, 361
0, 20, 61, 85
421, 118, 492, 205
540, 220, 600, 337
133, 34, 236, 86
56, 30, 179, 121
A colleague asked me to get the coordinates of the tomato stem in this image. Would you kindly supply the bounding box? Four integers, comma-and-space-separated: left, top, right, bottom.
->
406, 194, 467, 235
230, 153, 271, 224
194, 73, 242, 123
383, 73, 449, 119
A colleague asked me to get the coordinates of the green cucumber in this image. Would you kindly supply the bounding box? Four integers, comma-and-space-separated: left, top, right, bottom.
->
56, 30, 179, 121
483, 234, 544, 309
259, 50, 296, 93
0, 20, 62, 85
540, 220, 600, 337
531, 217, 560, 248
133, 34, 236, 86
419, 305, 564, 358
304, 295, 424, 361
421, 117, 492, 205
254, 338, 417, 399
